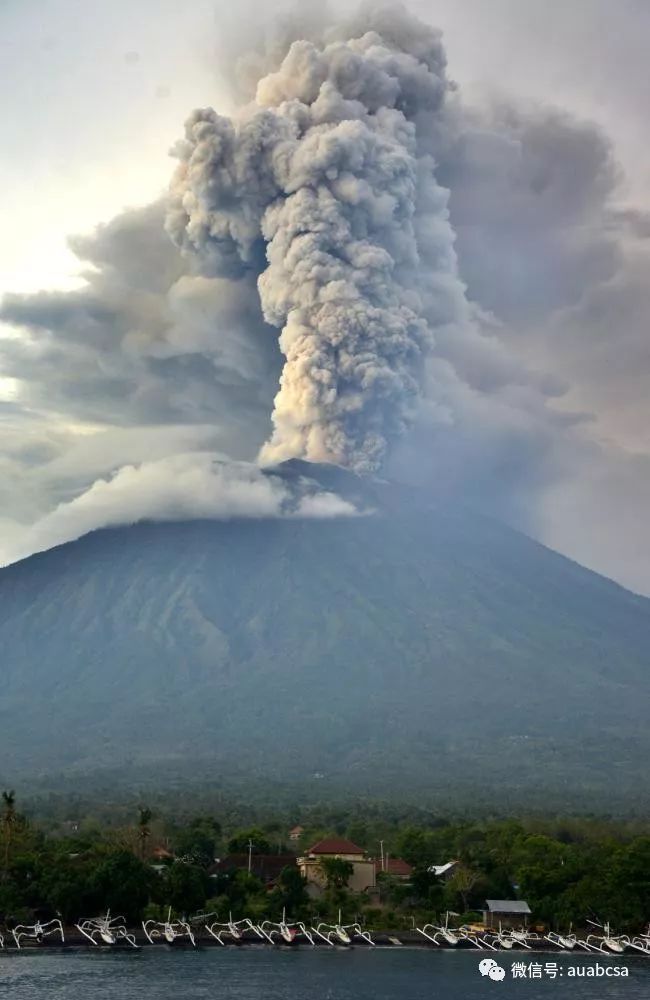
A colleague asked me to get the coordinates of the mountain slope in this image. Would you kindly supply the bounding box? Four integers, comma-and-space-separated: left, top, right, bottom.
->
0, 467, 648, 806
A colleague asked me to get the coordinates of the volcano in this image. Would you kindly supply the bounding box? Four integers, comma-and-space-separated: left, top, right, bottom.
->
0, 462, 648, 809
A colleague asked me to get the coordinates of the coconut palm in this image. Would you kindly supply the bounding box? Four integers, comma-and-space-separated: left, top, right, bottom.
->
2, 790, 16, 877
137, 806, 153, 861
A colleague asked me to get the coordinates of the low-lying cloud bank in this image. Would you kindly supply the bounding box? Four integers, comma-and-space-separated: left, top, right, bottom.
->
0, 454, 360, 565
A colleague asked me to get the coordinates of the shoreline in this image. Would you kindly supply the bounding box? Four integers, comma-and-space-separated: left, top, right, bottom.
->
2, 930, 649, 955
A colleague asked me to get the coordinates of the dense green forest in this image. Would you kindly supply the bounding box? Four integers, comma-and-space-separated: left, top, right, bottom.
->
0, 791, 648, 932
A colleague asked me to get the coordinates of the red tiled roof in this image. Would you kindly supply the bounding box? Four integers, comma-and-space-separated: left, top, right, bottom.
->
307, 837, 365, 855
376, 857, 413, 877
152, 846, 174, 860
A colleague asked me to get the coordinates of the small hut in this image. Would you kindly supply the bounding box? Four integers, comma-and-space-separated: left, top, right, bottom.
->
483, 899, 531, 930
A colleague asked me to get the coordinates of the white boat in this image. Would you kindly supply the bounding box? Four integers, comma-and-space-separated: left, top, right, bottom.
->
486, 922, 516, 950
585, 920, 626, 954
143, 907, 195, 946
13, 918, 65, 949
417, 913, 461, 947
76, 911, 136, 948
620, 934, 650, 954
201, 911, 263, 945
260, 908, 315, 945
546, 929, 577, 951
509, 928, 539, 949
312, 910, 373, 946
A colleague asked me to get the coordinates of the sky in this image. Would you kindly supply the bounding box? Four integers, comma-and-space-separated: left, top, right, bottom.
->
0, 0, 649, 593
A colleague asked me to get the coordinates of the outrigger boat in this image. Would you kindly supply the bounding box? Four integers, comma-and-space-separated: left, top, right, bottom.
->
620, 932, 650, 955
508, 928, 540, 949
12, 918, 64, 948
143, 907, 196, 946
76, 911, 138, 948
458, 926, 498, 950
485, 923, 517, 950
311, 910, 373, 946
585, 920, 626, 954
625, 926, 650, 955
545, 924, 579, 951
199, 911, 264, 945
417, 912, 462, 947
259, 908, 315, 945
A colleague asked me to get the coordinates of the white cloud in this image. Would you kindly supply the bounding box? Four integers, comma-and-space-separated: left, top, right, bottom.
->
0, 453, 359, 565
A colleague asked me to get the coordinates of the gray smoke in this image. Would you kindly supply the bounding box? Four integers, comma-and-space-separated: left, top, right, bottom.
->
1, 1, 649, 592
165, 7, 470, 472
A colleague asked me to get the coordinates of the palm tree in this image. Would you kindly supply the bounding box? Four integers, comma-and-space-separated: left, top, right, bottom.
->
2, 790, 16, 878
447, 865, 480, 912
137, 807, 153, 861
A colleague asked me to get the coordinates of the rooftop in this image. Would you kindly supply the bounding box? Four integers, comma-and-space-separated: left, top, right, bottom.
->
376, 857, 413, 877
151, 846, 174, 860
427, 860, 459, 877
307, 837, 365, 856
210, 854, 296, 883
485, 900, 531, 914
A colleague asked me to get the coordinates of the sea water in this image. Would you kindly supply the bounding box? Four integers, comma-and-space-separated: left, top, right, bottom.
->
0, 947, 648, 999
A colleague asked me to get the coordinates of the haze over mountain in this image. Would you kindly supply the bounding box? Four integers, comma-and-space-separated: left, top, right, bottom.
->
1, 462, 648, 809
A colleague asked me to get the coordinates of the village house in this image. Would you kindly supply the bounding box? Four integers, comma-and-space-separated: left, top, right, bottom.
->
374, 856, 413, 880
288, 825, 304, 842
297, 837, 376, 896
426, 860, 460, 881
483, 899, 532, 930
151, 846, 174, 862
210, 853, 297, 885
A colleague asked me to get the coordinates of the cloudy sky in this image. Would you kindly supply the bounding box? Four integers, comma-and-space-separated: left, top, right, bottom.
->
0, 0, 649, 593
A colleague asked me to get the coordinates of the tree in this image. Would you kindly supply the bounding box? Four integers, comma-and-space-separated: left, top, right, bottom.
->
615, 837, 650, 915
164, 862, 208, 916
319, 857, 354, 890
2, 791, 16, 879
346, 820, 369, 849
222, 869, 266, 913
274, 865, 310, 915
90, 850, 153, 923
444, 865, 481, 913
175, 817, 221, 866
227, 828, 272, 855
409, 866, 445, 911
514, 835, 571, 910
396, 827, 438, 867
137, 807, 153, 862
41, 859, 96, 923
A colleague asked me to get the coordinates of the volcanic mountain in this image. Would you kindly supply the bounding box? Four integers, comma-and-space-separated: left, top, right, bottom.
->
0, 462, 648, 809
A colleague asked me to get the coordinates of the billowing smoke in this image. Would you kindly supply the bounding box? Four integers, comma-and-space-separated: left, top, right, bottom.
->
1, 2, 649, 592
0, 454, 361, 567
165, 11, 462, 472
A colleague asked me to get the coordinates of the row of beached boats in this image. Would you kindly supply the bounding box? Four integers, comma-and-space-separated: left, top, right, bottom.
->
4, 911, 650, 954
1, 908, 374, 950
145, 907, 374, 948
416, 914, 650, 955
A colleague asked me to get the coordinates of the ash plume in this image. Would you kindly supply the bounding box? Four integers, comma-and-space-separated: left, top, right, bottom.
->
1, 2, 649, 591
166, 6, 463, 472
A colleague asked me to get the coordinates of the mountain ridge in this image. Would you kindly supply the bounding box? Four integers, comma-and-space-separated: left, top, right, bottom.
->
0, 467, 648, 807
